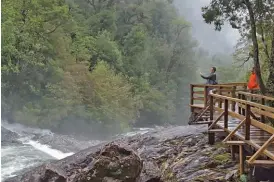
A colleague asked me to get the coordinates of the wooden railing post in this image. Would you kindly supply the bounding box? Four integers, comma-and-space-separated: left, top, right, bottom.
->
224, 99, 228, 129
238, 93, 242, 115
239, 145, 244, 175
210, 95, 214, 121
242, 94, 246, 116
218, 86, 222, 108
245, 104, 251, 140
231, 86, 236, 112
190, 84, 194, 112
204, 86, 208, 108
243, 84, 247, 91
261, 98, 265, 123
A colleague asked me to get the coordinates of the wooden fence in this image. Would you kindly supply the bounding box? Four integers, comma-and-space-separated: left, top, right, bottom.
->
189, 83, 274, 176
208, 89, 274, 175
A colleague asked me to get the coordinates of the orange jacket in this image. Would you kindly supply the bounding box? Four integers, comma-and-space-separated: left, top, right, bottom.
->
248, 73, 259, 89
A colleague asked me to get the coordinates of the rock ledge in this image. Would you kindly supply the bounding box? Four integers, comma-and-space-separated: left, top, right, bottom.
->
5, 125, 239, 182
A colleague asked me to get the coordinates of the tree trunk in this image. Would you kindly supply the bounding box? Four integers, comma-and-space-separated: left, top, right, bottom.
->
245, 0, 266, 94
266, 27, 274, 96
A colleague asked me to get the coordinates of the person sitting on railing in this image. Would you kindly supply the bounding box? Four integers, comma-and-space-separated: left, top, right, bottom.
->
248, 67, 259, 92
248, 67, 260, 102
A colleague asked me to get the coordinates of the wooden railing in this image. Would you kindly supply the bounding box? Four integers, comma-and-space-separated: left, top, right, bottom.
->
237, 91, 274, 123
208, 92, 274, 174
238, 91, 274, 103
189, 82, 274, 176
190, 82, 247, 111
210, 93, 274, 132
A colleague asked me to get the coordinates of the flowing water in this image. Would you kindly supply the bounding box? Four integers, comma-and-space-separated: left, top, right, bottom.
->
1, 121, 153, 181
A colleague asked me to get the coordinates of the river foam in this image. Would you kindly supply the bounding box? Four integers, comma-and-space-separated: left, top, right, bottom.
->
1, 122, 74, 180
22, 140, 74, 160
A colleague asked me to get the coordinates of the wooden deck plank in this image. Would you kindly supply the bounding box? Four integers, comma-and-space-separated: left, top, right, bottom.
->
248, 135, 274, 163
214, 122, 274, 160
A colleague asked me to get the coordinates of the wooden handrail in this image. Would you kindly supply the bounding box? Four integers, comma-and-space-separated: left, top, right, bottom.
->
237, 91, 274, 101
194, 89, 247, 93
210, 93, 274, 113
190, 83, 249, 114
191, 84, 245, 88
191, 82, 247, 86
237, 91, 274, 123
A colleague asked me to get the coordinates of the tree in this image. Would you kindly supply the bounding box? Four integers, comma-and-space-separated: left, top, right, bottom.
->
202, 0, 274, 95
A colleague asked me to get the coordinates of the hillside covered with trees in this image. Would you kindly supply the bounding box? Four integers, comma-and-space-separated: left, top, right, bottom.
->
1, 0, 245, 136
2, 0, 200, 136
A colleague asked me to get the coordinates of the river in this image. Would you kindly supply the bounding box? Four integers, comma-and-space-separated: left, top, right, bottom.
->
1, 121, 153, 181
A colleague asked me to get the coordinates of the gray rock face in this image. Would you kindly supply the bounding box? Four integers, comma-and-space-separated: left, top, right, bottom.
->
5, 125, 239, 182
73, 144, 142, 182
1, 126, 20, 145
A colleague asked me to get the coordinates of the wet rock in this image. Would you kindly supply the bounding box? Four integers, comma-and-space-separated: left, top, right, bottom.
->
40, 164, 67, 182
225, 169, 238, 181
73, 144, 142, 182
6, 125, 244, 182
138, 161, 162, 182
7, 164, 67, 182
1, 127, 20, 145
5, 144, 142, 182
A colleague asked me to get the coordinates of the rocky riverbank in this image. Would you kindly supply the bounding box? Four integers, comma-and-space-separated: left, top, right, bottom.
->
5, 125, 240, 182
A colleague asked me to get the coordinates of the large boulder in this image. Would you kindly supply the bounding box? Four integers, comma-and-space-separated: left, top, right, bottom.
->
5, 144, 143, 182
7, 163, 67, 182
73, 144, 142, 182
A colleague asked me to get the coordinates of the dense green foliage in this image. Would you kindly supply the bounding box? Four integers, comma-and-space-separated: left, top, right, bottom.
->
2, 0, 206, 135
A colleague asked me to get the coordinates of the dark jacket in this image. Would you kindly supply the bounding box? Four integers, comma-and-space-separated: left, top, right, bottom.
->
201, 73, 217, 85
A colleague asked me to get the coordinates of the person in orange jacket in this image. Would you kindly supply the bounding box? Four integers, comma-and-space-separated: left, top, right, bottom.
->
247, 67, 259, 91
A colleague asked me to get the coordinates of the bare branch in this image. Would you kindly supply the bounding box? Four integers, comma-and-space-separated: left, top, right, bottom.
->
175, 25, 191, 41
86, 0, 97, 11
238, 54, 251, 68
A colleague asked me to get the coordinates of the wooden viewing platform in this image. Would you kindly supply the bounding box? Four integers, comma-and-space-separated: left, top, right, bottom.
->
188, 82, 274, 175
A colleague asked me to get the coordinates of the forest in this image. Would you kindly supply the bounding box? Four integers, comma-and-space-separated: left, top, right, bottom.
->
2, 0, 272, 136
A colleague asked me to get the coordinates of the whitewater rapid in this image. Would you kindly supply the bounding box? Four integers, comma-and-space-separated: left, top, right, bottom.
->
1, 121, 153, 181
1, 122, 76, 180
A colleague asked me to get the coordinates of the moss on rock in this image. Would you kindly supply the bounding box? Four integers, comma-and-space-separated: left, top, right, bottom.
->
213, 153, 231, 164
